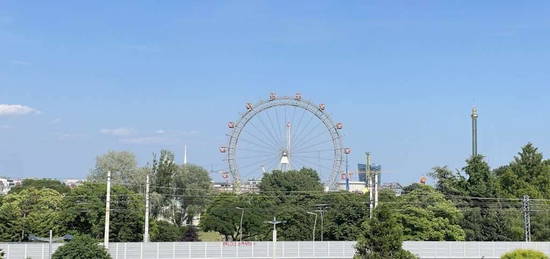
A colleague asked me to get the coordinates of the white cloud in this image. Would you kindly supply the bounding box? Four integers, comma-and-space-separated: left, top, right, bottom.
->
155, 129, 166, 134
100, 128, 135, 136
0, 104, 40, 116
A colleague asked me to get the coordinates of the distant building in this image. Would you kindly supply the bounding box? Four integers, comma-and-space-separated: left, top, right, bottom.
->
0, 178, 22, 194
337, 181, 367, 193
212, 178, 262, 193
380, 182, 404, 196
357, 163, 381, 183
212, 181, 232, 192
63, 179, 84, 188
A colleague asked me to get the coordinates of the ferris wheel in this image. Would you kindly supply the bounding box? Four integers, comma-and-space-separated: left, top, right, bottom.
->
220, 93, 348, 191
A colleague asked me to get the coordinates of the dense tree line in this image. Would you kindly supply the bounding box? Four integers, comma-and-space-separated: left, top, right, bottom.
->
0, 149, 209, 242
430, 143, 550, 241
0, 143, 548, 244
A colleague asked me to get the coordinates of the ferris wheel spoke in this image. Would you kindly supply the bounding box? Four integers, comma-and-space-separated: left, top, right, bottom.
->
238, 155, 278, 171
273, 105, 284, 144
292, 125, 329, 152
291, 156, 331, 174
248, 119, 280, 149
290, 107, 307, 143
237, 147, 278, 154
237, 152, 278, 160
293, 155, 334, 161
264, 108, 284, 148
256, 111, 283, 150
293, 148, 335, 154
238, 136, 277, 151
295, 156, 334, 171
293, 139, 335, 154
292, 114, 317, 149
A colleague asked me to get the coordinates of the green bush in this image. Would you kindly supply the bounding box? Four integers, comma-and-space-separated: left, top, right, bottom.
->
52, 235, 111, 259
501, 249, 549, 259
0, 248, 4, 259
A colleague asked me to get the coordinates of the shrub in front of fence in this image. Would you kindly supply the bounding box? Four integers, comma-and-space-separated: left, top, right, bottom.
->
501, 249, 549, 259
52, 235, 111, 259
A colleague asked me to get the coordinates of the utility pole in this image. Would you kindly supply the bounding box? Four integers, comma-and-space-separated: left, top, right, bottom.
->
265, 217, 285, 259
366, 152, 373, 218
306, 212, 317, 242
104, 170, 111, 248
315, 204, 329, 241
374, 163, 379, 210
523, 195, 531, 242
236, 207, 244, 242
144, 171, 150, 242
49, 230, 52, 259
344, 148, 351, 191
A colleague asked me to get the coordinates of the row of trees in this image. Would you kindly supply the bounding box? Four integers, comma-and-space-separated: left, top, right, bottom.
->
0, 149, 211, 242
199, 168, 466, 242
430, 143, 550, 241
0, 143, 548, 244
199, 143, 549, 242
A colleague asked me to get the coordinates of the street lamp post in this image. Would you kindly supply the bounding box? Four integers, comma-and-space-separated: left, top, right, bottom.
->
307, 212, 317, 242
236, 207, 244, 242
265, 217, 286, 259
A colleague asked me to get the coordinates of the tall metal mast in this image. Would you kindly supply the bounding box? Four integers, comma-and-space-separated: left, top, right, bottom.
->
471, 107, 478, 156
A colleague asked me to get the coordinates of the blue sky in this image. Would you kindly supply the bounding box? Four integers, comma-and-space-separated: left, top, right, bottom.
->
1, 1, 549, 184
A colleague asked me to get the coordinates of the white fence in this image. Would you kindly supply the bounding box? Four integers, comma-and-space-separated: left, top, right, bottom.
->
1, 241, 549, 259
403, 241, 550, 259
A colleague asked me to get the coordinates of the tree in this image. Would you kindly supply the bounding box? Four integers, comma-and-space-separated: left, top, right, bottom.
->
432, 156, 522, 241
259, 168, 323, 204
463, 155, 498, 198
499, 143, 549, 199
150, 220, 184, 242
148, 150, 212, 226
172, 164, 212, 225
429, 166, 467, 197
9, 179, 70, 194
60, 183, 144, 242
501, 249, 549, 259
0, 188, 64, 241
322, 191, 369, 241
355, 204, 417, 259
200, 193, 269, 241
88, 151, 143, 192
394, 184, 465, 241
182, 226, 200, 241
52, 235, 111, 259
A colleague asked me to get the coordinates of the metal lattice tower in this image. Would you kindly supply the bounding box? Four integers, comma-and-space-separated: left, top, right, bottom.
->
522, 195, 531, 242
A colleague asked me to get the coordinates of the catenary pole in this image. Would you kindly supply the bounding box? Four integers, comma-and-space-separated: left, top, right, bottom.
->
104, 170, 111, 248
144, 171, 150, 242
